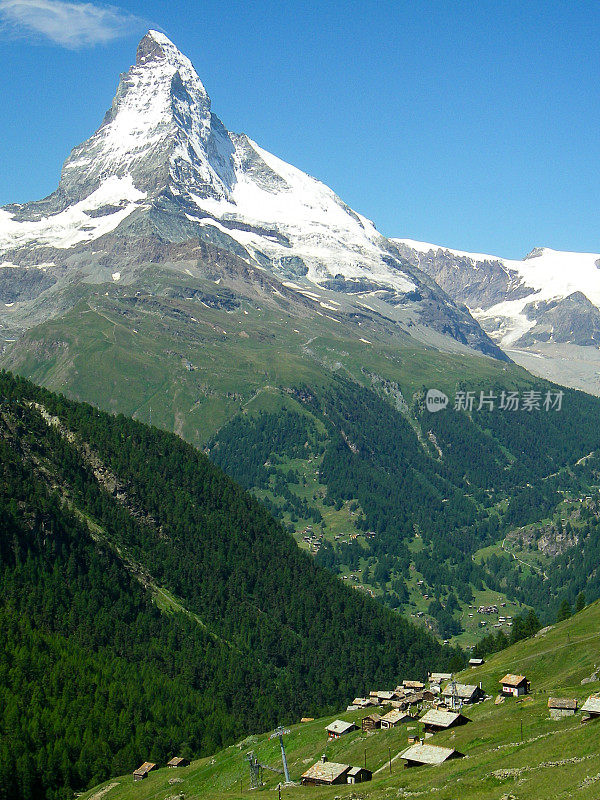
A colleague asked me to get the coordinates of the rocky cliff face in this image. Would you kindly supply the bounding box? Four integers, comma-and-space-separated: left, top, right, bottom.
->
0, 31, 506, 361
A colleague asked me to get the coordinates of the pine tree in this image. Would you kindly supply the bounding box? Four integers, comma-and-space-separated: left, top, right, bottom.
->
556, 598, 572, 622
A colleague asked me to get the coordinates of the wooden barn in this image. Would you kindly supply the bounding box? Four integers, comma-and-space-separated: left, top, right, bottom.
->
429, 672, 452, 685
442, 682, 483, 705
500, 674, 530, 697
326, 719, 358, 739
361, 713, 382, 732
133, 762, 156, 781
548, 698, 577, 719
380, 709, 410, 729
167, 756, 189, 768
420, 709, 469, 733
301, 759, 350, 786
581, 696, 600, 719
347, 766, 372, 784
399, 743, 463, 768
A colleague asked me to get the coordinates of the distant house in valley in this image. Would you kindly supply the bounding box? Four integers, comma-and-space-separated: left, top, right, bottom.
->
500, 674, 530, 697
469, 658, 484, 667
361, 713, 382, 732
380, 709, 410, 729
133, 762, 156, 781
420, 709, 469, 733
326, 719, 358, 739
167, 756, 189, 768
581, 696, 600, 719
441, 683, 483, 705
399, 743, 463, 768
548, 698, 577, 719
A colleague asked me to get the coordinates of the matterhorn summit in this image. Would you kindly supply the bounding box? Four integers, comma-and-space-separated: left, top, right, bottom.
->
43, 30, 234, 210
0, 32, 505, 361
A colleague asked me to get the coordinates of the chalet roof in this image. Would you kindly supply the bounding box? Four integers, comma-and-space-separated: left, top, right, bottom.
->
380, 709, 409, 724
352, 697, 375, 706
500, 674, 528, 687
375, 690, 396, 700
581, 696, 600, 714
430, 672, 452, 682
302, 761, 350, 783
548, 698, 577, 710
167, 757, 187, 767
469, 658, 484, 666
400, 743, 457, 765
420, 709, 463, 728
326, 719, 357, 735
133, 762, 156, 775
403, 680, 425, 689
441, 683, 479, 699
403, 690, 434, 704
362, 713, 382, 722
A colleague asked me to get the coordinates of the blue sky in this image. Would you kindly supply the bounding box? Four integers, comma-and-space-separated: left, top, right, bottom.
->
1, 0, 599, 258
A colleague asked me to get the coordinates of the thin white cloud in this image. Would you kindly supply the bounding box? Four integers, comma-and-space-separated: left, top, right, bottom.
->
0, 0, 148, 48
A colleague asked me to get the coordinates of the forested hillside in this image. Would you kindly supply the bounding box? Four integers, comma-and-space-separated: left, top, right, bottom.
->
0, 371, 455, 800
210, 374, 600, 637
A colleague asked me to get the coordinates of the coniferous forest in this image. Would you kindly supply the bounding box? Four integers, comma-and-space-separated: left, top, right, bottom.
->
0, 371, 457, 800
211, 374, 600, 622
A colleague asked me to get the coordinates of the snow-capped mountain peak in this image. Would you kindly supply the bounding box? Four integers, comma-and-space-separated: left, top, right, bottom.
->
0, 32, 507, 363
56, 29, 234, 205
394, 237, 600, 393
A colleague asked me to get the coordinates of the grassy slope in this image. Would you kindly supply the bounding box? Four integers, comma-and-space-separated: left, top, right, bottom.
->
0, 278, 532, 447
81, 601, 600, 800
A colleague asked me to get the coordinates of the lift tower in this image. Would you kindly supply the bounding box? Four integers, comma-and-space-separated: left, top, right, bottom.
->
269, 727, 291, 784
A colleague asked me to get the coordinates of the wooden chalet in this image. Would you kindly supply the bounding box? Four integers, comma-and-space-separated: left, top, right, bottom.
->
469, 658, 484, 667
398, 689, 435, 709
326, 719, 358, 739
380, 709, 410, 729
371, 690, 399, 703
347, 766, 372, 784
167, 756, 189, 768
548, 698, 577, 719
352, 696, 376, 707
399, 743, 463, 768
133, 762, 156, 781
301, 759, 351, 786
500, 674, 530, 697
403, 680, 426, 691
441, 682, 483, 704
581, 696, 600, 718
429, 672, 452, 685
361, 713, 382, 732
420, 709, 469, 733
